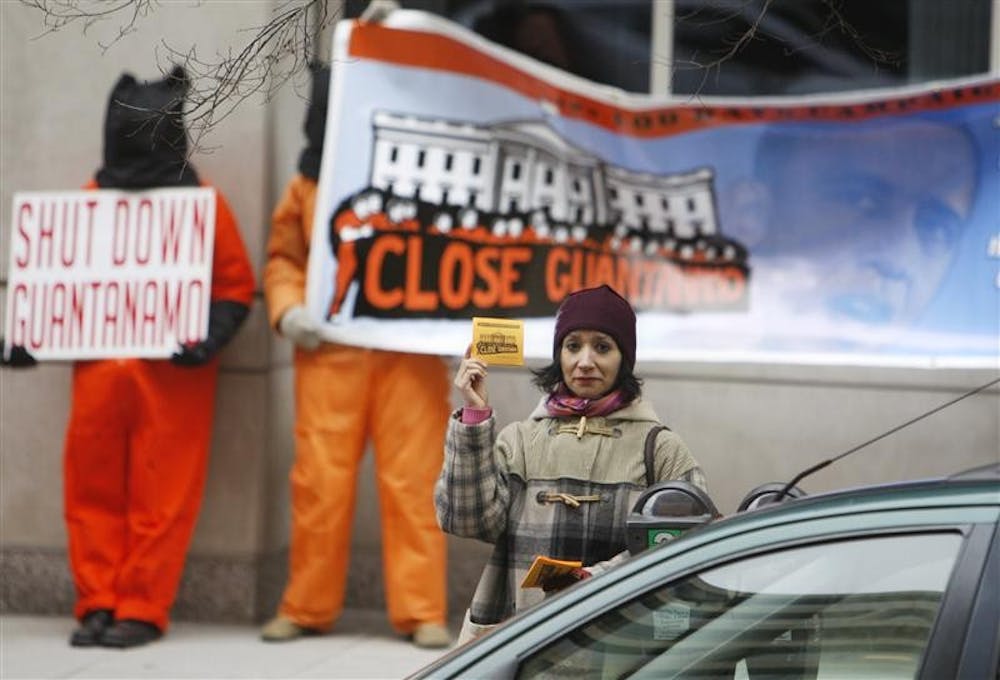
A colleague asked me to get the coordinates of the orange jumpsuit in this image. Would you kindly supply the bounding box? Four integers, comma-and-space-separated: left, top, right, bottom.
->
64, 183, 255, 631
264, 175, 449, 633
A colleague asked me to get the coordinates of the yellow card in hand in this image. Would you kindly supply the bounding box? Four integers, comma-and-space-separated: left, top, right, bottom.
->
471, 317, 524, 366
520, 555, 583, 589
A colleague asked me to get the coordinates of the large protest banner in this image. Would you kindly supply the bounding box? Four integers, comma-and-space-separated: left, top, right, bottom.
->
4, 188, 216, 360
307, 10, 999, 367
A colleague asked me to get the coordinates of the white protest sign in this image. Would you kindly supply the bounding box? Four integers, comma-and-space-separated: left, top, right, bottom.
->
4, 188, 216, 360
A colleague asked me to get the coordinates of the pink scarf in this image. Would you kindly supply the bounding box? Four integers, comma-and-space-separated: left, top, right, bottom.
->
545, 385, 629, 418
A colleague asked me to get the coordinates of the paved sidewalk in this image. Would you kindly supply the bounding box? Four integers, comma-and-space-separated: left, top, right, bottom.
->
0, 610, 458, 679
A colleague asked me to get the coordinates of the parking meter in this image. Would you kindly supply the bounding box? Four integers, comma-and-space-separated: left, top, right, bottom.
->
737, 483, 807, 512
626, 481, 719, 555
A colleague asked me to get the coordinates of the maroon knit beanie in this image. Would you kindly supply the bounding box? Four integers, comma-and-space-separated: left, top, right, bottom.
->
553, 285, 637, 371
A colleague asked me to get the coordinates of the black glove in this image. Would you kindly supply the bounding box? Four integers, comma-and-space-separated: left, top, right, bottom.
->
0, 341, 37, 368
170, 300, 250, 368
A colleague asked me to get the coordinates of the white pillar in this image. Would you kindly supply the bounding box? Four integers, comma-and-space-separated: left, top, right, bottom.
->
991, 0, 1000, 74
650, 0, 674, 95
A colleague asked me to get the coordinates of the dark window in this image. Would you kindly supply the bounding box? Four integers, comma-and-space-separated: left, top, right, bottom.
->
687, 197, 696, 212
661, 197, 669, 210
512, 162, 522, 180
445, 153, 454, 171
669, 0, 990, 96
358, 1, 991, 97
456, 1, 652, 93
636, 194, 644, 207
389, 146, 399, 163
473, 157, 482, 175
545, 168, 554, 185
572, 179, 581, 193
417, 150, 426, 168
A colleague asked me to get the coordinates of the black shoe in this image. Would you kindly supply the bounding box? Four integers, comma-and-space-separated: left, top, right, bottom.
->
100, 619, 162, 648
69, 609, 114, 647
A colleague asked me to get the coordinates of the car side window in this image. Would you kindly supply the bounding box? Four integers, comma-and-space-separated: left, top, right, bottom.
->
516, 532, 963, 680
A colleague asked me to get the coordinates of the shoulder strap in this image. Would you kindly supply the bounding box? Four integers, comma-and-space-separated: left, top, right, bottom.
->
644, 424, 671, 487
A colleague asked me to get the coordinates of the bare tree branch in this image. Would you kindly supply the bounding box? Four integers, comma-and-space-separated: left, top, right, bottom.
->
671, 0, 902, 95
22, 0, 156, 48
811, 0, 901, 70
672, 0, 776, 98
20, 0, 342, 155
165, 1, 326, 153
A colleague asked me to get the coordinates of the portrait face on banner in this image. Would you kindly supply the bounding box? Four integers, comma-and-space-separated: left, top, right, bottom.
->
750, 119, 976, 327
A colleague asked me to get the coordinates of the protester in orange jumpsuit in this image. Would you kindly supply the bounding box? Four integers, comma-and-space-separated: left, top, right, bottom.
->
59, 67, 256, 648
260, 64, 451, 648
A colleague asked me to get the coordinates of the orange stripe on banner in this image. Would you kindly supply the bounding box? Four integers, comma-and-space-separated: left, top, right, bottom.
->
349, 24, 1000, 139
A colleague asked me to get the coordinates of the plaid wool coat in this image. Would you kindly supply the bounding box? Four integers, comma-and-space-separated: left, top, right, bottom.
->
435, 396, 705, 629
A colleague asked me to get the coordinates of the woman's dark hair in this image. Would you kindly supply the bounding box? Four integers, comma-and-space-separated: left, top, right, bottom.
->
531, 361, 643, 403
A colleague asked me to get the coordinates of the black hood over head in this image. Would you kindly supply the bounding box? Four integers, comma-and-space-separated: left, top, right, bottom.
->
96, 65, 199, 189
298, 63, 330, 180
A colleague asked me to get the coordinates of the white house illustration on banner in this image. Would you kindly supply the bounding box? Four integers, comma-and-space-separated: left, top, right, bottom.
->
368, 111, 718, 242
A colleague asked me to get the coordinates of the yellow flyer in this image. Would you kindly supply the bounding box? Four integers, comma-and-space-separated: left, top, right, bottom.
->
520, 555, 582, 589
471, 317, 524, 366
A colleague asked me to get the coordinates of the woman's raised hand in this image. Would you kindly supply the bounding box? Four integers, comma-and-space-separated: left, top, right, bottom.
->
455, 344, 489, 408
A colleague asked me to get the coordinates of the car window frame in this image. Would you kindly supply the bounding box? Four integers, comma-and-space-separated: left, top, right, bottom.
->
509, 523, 985, 678
928, 520, 999, 678
507, 521, 993, 680
973, 520, 1000, 677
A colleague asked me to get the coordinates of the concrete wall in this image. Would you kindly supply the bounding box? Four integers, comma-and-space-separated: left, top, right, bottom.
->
0, 0, 299, 622
1, 0, 998, 626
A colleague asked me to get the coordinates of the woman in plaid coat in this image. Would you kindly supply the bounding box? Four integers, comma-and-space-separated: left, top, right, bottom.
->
435, 285, 707, 643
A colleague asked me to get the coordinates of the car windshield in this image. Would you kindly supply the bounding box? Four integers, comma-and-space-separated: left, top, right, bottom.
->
517, 532, 963, 679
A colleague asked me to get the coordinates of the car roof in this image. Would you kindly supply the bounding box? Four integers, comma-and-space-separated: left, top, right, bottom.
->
741, 462, 995, 512
706, 464, 998, 536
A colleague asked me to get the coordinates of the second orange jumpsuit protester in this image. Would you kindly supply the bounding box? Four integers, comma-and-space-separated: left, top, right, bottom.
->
264, 173, 450, 634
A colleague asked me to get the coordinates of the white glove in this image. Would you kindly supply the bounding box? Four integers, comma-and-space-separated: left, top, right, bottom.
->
278, 305, 322, 351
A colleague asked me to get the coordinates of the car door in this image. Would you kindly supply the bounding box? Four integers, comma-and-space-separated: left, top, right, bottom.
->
443, 503, 997, 679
